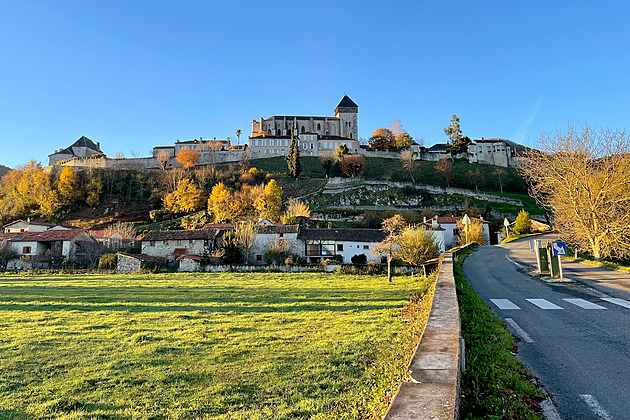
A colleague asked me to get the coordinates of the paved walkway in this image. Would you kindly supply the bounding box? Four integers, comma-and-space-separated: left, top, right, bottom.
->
504, 234, 630, 296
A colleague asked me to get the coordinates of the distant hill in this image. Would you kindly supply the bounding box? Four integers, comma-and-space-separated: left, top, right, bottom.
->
0, 165, 10, 179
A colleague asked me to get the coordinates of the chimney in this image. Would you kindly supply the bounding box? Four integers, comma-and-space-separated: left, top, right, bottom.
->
97, 141, 101, 150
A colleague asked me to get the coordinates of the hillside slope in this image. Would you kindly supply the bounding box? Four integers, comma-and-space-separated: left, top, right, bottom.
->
0, 164, 11, 178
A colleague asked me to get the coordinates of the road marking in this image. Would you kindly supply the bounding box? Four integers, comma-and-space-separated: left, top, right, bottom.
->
505, 318, 534, 343
490, 299, 521, 310
601, 297, 630, 309
505, 254, 524, 267
563, 298, 607, 310
526, 299, 564, 310
579, 394, 612, 420
541, 397, 562, 420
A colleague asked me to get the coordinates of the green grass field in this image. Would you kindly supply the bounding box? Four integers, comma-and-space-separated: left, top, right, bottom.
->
0, 272, 435, 419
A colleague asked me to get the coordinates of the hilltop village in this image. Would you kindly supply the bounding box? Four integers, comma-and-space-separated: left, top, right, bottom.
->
0, 96, 543, 273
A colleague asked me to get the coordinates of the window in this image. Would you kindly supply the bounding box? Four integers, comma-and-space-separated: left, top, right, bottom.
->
317, 123, 321, 130
22, 246, 31, 254
150, 241, 155, 247
318, 142, 321, 148
301, 126, 305, 133
281, 150, 285, 155
335, 142, 338, 148
303, 144, 307, 149
310, 143, 314, 149
163, 241, 168, 245
279, 233, 284, 238
363, 245, 369, 250
337, 244, 344, 251
273, 140, 277, 146
256, 254, 263, 261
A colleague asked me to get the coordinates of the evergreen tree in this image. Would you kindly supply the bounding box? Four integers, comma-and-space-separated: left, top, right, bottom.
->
513, 209, 532, 235
286, 126, 301, 178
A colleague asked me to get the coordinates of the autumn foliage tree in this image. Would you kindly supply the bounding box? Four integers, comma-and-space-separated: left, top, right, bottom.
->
340, 155, 366, 178
208, 182, 234, 223
58, 166, 81, 205
176, 147, 200, 170
434, 157, 453, 186
163, 179, 204, 213
520, 124, 630, 260
368, 128, 396, 150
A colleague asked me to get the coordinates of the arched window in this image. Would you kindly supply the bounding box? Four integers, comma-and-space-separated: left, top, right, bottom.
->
301, 126, 305, 133
310, 143, 314, 149
317, 123, 321, 131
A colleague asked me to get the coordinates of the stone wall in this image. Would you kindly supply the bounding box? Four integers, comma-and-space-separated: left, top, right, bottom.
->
116, 254, 142, 274
322, 178, 523, 206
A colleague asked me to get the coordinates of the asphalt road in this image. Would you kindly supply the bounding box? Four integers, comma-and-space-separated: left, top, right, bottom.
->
463, 237, 630, 420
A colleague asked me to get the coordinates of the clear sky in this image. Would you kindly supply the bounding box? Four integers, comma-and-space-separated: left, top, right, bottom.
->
1, 1, 628, 168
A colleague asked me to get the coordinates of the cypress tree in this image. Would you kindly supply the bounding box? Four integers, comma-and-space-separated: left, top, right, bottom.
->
286, 125, 301, 178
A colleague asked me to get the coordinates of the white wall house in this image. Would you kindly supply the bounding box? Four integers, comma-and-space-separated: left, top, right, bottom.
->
3, 219, 78, 234
250, 224, 300, 264
432, 216, 490, 249
7, 230, 98, 269
296, 229, 388, 264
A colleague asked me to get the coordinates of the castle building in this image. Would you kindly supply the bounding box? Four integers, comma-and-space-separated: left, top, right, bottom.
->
48, 136, 104, 166
248, 96, 360, 157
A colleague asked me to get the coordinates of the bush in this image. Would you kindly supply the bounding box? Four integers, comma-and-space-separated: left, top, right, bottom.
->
332, 254, 343, 263
513, 209, 532, 235
367, 260, 380, 274
98, 253, 118, 270
264, 249, 291, 265
351, 253, 368, 266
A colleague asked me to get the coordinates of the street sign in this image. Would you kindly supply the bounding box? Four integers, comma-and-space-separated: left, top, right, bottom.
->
503, 218, 510, 227
552, 241, 567, 256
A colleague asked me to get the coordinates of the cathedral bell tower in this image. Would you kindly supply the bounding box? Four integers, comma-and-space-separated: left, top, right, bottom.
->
334, 95, 358, 139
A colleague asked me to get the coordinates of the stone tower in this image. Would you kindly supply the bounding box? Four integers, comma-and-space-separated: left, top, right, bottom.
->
335, 95, 358, 139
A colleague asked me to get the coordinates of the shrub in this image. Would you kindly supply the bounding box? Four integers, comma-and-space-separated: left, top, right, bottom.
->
513, 209, 532, 235
340, 155, 366, 178
367, 260, 380, 274
284, 256, 294, 265
98, 253, 118, 270
332, 254, 343, 263
351, 253, 368, 266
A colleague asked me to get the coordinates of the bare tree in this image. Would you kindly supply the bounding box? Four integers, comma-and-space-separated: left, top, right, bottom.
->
372, 214, 406, 282
520, 124, 630, 260
161, 167, 187, 193
435, 157, 453, 187
156, 151, 171, 170
400, 150, 418, 183
318, 153, 335, 178
493, 167, 507, 193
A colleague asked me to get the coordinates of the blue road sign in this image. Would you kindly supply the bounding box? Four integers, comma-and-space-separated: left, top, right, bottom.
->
552, 241, 567, 256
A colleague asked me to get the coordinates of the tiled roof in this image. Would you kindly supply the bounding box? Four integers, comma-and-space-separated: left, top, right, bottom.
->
298, 228, 387, 243
142, 229, 219, 241
72, 136, 102, 152
89, 230, 119, 238
427, 143, 449, 152
256, 225, 299, 234
12, 229, 86, 242
202, 223, 236, 230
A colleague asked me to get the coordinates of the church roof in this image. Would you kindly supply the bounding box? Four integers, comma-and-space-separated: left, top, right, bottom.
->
72, 136, 102, 152
336, 95, 358, 108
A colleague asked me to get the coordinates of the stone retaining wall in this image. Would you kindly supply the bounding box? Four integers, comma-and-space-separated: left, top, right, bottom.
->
385, 252, 463, 420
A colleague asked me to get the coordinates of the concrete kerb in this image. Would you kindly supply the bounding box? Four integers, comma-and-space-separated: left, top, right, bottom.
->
385, 251, 464, 420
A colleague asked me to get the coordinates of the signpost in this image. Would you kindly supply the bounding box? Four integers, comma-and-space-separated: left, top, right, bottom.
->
551, 241, 566, 279
503, 218, 510, 239
462, 214, 471, 244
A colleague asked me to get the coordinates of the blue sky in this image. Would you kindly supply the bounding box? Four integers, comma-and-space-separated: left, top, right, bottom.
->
1, 1, 628, 168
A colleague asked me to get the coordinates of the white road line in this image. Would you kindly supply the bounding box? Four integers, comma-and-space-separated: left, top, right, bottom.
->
505, 254, 523, 267
526, 299, 564, 310
579, 394, 612, 420
563, 298, 607, 310
601, 297, 630, 309
490, 299, 521, 310
505, 318, 534, 343
541, 397, 562, 420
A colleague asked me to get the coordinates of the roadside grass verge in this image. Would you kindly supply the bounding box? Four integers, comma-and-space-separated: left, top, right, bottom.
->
502, 233, 547, 244
454, 247, 544, 419
563, 254, 630, 274
0, 272, 436, 419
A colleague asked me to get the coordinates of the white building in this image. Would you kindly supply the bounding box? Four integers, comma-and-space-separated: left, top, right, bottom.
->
3, 219, 78, 234
296, 228, 387, 264
431, 216, 490, 249
251, 224, 300, 264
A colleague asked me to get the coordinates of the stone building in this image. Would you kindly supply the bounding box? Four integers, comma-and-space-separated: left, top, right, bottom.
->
48, 136, 104, 166
248, 96, 360, 158
141, 229, 220, 261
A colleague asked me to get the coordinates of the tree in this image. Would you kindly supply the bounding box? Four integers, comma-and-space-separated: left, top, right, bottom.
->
176, 147, 200, 170
434, 157, 453, 186
394, 226, 441, 273
286, 128, 301, 178
334, 144, 349, 162
318, 153, 335, 178
255, 179, 283, 222
513, 209, 532, 235
236, 129, 242, 145
401, 150, 418, 183
372, 214, 406, 282
58, 166, 81, 205
468, 169, 485, 192
156, 151, 171, 170
110, 221, 137, 239
208, 182, 233, 223
86, 178, 103, 207
456, 219, 487, 246
493, 167, 507, 193
444, 115, 470, 154
281, 198, 311, 224
0, 244, 17, 269
520, 124, 630, 260
368, 128, 396, 150
233, 221, 256, 263
163, 179, 204, 213
340, 155, 366, 178
390, 120, 413, 148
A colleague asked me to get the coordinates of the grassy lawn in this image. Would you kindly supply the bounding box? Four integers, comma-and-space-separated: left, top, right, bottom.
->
454, 247, 544, 419
0, 272, 435, 419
